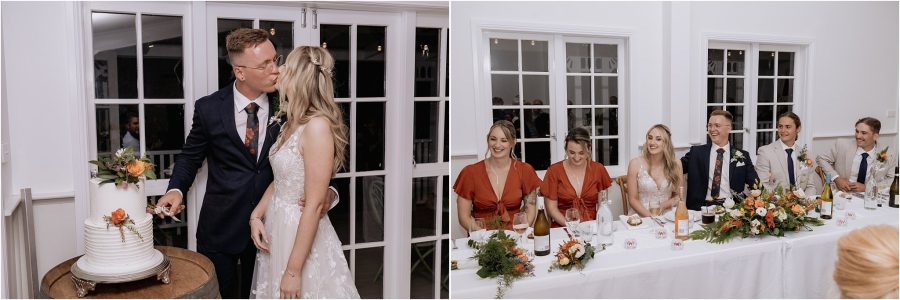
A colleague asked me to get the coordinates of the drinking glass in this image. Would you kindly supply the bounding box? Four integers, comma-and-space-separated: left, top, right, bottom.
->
512, 212, 529, 249
565, 208, 581, 238
469, 217, 486, 244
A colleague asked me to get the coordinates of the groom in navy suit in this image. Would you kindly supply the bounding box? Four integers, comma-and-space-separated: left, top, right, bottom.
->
156, 29, 334, 298
681, 110, 759, 210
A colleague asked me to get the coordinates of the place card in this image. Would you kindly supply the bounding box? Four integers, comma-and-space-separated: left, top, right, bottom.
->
671, 238, 684, 250
846, 210, 856, 220
836, 216, 848, 226
624, 238, 637, 249
654, 227, 667, 239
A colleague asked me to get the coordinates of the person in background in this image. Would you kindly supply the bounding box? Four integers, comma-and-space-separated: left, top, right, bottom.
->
122, 112, 140, 155
833, 224, 898, 299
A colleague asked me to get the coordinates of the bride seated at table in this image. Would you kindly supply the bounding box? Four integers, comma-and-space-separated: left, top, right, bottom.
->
626, 124, 684, 217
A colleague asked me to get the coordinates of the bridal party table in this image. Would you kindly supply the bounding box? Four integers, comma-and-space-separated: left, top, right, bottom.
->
450, 196, 898, 298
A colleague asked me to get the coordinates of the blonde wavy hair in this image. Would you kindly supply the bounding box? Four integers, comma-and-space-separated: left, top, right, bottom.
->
485, 120, 518, 160
834, 225, 899, 299
641, 124, 679, 188
275, 46, 348, 174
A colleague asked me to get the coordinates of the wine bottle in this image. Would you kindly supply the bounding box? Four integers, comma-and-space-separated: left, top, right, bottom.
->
674, 187, 690, 240
890, 166, 899, 208
820, 174, 833, 219
533, 197, 551, 256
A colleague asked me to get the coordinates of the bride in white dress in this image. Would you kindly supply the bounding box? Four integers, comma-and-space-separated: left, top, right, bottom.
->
626, 124, 684, 217
248, 46, 359, 299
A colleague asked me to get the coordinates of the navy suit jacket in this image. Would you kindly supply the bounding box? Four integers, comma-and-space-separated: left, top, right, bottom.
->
168, 84, 279, 254
680, 144, 759, 211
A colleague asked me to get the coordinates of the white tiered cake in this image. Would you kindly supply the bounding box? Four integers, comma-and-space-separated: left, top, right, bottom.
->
75, 179, 163, 276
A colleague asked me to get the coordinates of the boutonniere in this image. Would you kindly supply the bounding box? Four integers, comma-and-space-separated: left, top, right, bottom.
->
730, 149, 745, 164
796, 144, 813, 167
267, 110, 285, 127
876, 146, 889, 163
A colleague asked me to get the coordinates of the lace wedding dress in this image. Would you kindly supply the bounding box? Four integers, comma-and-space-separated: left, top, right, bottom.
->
636, 164, 674, 214
251, 125, 359, 299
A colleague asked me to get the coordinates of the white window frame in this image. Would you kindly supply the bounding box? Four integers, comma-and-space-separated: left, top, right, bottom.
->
706, 41, 751, 152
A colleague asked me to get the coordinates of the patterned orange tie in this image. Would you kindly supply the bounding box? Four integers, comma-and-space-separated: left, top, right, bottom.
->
244, 103, 260, 157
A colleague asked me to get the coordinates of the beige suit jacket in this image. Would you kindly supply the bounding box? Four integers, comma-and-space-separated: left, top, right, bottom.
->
755, 141, 817, 195
816, 139, 896, 185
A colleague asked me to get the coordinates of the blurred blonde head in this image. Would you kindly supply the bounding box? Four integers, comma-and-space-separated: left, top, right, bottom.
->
834, 225, 899, 299
275, 46, 348, 174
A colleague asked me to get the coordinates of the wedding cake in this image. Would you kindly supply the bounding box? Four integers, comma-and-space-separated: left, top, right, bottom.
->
74, 178, 163, 276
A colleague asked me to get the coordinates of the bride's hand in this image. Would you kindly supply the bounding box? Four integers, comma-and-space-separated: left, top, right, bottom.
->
250, 218, 270, 253
279, 270, 302, 299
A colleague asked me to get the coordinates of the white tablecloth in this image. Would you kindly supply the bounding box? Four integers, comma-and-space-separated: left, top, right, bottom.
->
450, 197, 898, 298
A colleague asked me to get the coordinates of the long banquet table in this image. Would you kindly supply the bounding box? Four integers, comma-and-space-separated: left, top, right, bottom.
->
450, 196, 898, 298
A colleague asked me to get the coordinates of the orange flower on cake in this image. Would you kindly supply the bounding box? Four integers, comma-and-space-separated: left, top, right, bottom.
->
110, 208, 126, 225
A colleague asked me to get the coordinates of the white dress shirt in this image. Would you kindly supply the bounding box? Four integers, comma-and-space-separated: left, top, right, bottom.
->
848, 144, 878, 183
122, 131, 141, 156
233, 83, 269, 161
706, 143, 732, 199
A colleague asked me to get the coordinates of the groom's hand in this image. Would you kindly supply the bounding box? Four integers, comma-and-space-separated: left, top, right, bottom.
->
156, 190, 183, 218
298, 187, 338, 219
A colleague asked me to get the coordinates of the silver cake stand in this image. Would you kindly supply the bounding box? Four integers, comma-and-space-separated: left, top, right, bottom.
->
69, 253, 170, 297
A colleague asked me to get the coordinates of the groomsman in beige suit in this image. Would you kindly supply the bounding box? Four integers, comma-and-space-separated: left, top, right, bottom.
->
755, 112, 817, 196
816, 117, 897, 193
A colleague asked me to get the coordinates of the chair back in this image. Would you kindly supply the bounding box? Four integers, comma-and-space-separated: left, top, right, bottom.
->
615, 176, 629, 215
815, 166, 826, 185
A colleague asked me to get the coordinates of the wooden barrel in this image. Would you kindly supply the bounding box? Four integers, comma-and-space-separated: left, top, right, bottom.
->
41, 246, 220, 299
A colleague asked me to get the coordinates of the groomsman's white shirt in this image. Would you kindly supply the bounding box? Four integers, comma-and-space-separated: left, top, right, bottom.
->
848, 145, 877, 182
233, 83, 269, 161
707, 143, 732, 199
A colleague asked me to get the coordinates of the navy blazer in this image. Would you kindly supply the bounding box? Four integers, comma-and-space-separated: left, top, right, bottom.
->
168, 85, 279, 254
680, 144, 759, 211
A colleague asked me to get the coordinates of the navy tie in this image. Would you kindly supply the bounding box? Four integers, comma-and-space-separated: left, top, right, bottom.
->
857, 153, 869, 184
786, 149, 796, 187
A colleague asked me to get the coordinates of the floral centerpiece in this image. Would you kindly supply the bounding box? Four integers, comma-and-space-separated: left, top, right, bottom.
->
89, 147, 156, 187
690, 181, 823, 244
103, 208, 143, 243
548, 239, 597, 272
470, 218, 534, 299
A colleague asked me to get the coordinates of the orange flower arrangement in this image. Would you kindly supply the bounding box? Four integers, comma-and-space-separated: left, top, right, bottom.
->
89, 147, 156, 188
549, 238, 597, 272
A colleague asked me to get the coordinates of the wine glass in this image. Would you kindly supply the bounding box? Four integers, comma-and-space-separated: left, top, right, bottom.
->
565, 208, 581, 238
469, 217, 486, 245
512, 212, 529, 249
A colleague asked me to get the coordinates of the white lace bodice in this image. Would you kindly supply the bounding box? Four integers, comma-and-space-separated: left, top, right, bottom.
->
269, 127, 306, 222
636, 164, 674, 205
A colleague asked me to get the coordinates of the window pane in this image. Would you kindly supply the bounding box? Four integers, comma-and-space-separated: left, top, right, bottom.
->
594, 44, 618, 74
445, 29, 450, 97
565, 43, 590, 73
522, 75, 549, 105
523, 109, 550, 138
356, 176, 385, 243
776, 105, 793, 118
729, 133, 744, 150
95, 104, 139, 156
522, 40, 548, 72
778, 52, 794, 76
356, 102, 385, 171
513, 143, 522, 161
708, 49, 724, 75
757, 105, 774, 130
259, 20, 293, 62
331, 177, 351, 245
706, 105, 724, 120
758, 79, 774, 103
726, 49, 744, 75
490, 38, 518, 71
410, 241, 436, 299
216, 19, 253, 89
492, 109, 519, 133
357, 26, 386, 98
338, 102, 351, 173
726, 78, 744, 103
566, 76, 591, 105
145, 104, 184, 179
440, 240, 449, 298
443, 101, 449, 162
726, 105, 744, 131
759, 51, 775, 76
777, 79, 793, 103
594, 77, 619, 105
491, 74, 520, 105
567, 108, 591, 133
414, 28, 441, 97
93, 12, 137, 99
141, 15, 183, 99
321, 25, 351, 98
757, 132, 774, 149
523, 141, 550, 170
355, 247, 384, 298
594, 108, 618, 136
442, 176, 449, 235
595, 139, 619, 166
707, 78, 723, 103
412, 177, 437, 238
413, 102, 438, 164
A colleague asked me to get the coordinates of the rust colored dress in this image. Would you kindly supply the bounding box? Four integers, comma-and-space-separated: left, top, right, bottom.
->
540, 160, 612, 227
453, 159, 542, 230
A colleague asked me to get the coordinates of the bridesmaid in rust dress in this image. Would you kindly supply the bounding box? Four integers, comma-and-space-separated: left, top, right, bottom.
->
454, 120, 542, 230
541, 127, 612, 227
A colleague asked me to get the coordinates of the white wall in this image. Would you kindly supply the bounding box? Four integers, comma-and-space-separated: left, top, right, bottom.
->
450, 1, 899, 238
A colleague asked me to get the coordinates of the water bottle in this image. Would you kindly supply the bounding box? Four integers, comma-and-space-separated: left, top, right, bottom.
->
596, 193, 614, 246
864, 174, 878, 210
